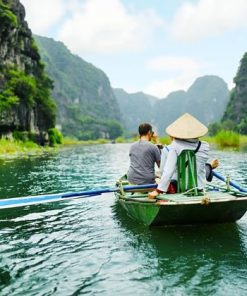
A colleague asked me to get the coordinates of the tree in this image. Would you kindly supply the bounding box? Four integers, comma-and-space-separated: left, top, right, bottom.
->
106, 120, 123, 139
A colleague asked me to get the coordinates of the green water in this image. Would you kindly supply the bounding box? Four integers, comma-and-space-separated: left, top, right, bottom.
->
0, 144, 247, 296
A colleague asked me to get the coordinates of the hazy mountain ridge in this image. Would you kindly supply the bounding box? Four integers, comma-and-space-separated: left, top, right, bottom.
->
35, 35, 122, 140
113, 88, 158, 133
114, 76, 229, 134
35, 34, 230, 137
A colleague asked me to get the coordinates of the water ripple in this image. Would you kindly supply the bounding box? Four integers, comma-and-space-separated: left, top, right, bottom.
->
0, 145, 247, 295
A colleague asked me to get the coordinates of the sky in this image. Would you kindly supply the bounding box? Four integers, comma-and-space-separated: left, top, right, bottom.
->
21, 0, 247, 98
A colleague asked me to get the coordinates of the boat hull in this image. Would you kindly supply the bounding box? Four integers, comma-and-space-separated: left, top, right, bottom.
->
116, 191, 247, 226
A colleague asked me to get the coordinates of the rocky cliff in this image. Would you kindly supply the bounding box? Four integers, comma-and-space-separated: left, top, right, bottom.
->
222, 53, 247, 134
0, 0, 55, 143
35, 35, 122, 140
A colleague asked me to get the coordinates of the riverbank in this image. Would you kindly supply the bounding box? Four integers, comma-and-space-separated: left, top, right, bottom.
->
1, 133, 247, 158
0, 137, 113, 158
159, 133, 247, 150
0, 138, 57, 158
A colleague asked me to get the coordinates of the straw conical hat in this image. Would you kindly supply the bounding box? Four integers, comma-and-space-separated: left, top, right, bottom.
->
166, 113, 208, 139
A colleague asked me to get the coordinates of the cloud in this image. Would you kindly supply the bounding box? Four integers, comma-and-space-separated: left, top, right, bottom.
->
144, 56, 203, 98
144, 75, 197, 98
145, 55, 201, 98
227, 80, 235, 91
21, 0, 66, 35
57, 0, 163, 54
171, 0, 247, 42
147, 56, 200, 72
21, 0, 163, 54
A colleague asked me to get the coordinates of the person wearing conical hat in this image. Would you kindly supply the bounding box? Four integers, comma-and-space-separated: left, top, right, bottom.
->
148, 113, 210, 199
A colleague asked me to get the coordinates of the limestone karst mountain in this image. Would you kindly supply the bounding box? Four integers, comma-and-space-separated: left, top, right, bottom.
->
35, 35, 122, 140
0, 0, 56, 143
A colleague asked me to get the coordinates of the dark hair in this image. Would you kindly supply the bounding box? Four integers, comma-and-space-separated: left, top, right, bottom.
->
138, 123, 152, 136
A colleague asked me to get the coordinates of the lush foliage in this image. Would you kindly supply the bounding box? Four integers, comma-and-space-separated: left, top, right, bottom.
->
0, 138, 39, 154
208, 120, 237, 136
222, 53, 247, 134
5, 69, 37, 106
215, 130, 240, 148
48, 128, 63, 146
0, 3, 57, 143
0, 88, 19, 111
0, 66, 56, 131
106, 120, 123, 140
62, 113, 123, 141
0, 0, 18, 30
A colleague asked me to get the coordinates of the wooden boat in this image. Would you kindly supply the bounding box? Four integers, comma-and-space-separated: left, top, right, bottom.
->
115, 188, 247, 226
116, 149, 247, 226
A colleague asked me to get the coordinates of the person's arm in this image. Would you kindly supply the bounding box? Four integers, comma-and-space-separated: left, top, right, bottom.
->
160, 147, 169, 173
205, 159, 219, 182
153, 144, 161, 168
151, 132, 160, 144
158, 148, 177, 191
149, 148, 177, 198
205, 163, 213, 182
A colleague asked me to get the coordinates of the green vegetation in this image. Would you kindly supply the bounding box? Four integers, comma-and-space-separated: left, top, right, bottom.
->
13, 131, 35, 142
0, 138, 39, 155
35, 35, 122, 140
0, 88, 19, 111
214, 130, 240, 148
48, 128, 63, 146
0, 0, 18, 29
0, 69, 38, 112
203, 131, 247, 149
62, 112, 123, 141
0, 67, 56, 132
106, 120, 123, 140
221, 53, 247, 134
0, 4, 57, 143
114, 88, 157, 134
159, 137, 172, 145
63, 137, 109, 145
115, 137, 125, 143
5, 69, 36, 106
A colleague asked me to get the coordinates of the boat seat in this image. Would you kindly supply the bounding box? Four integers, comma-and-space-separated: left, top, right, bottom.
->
177, 149, 199, 196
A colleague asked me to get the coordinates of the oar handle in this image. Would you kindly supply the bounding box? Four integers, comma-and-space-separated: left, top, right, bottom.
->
212, 171, 247, 193
61, 183, 157, 199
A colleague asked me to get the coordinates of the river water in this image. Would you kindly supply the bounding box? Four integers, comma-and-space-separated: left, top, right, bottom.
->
0, 144, 247, 296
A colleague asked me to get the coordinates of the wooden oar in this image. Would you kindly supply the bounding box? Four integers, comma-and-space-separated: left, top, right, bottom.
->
212, 171, 247, 193
0, 183, 157, 210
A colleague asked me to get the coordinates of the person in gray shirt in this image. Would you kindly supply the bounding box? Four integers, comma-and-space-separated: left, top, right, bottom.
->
127, 123, 161, 185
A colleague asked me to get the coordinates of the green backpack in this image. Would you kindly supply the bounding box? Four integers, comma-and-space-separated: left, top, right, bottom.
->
177, 141, 201, 196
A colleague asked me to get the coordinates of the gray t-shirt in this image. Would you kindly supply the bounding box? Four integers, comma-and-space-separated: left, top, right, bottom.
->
127, 140, 161, 185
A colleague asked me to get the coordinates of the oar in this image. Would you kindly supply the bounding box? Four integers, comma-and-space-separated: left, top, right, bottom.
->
0, 183, 157, 210
61, 183, 157, 198
212, 171, 247, 193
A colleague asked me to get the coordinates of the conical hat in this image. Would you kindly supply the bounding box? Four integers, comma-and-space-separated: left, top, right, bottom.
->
166, 113, 208, 139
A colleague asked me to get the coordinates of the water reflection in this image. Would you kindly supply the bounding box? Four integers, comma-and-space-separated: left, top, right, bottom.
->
112, 202, 247, 295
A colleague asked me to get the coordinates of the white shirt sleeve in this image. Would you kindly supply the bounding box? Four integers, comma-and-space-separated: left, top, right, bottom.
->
160, 148, 168, 173
158, 147, 178, 192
